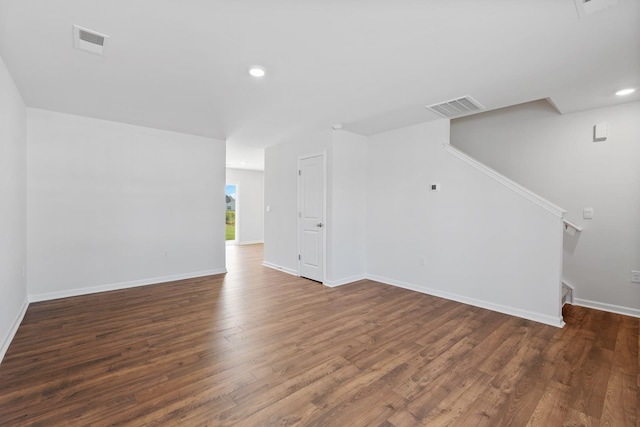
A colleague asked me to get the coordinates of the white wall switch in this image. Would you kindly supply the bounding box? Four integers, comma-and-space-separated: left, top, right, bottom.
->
583, 207, 594, 219
632, 270, 640, 283
430, 183, 440, 192
266, 205, 271, 212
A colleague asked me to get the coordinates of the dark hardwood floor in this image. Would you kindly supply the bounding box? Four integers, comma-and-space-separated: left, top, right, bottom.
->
0, 244, 637, 426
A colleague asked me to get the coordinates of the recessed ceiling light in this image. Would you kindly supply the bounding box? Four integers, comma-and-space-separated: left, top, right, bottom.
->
615, 88, 635, 96
240, 161, 248, 165
248, 66, 265, 78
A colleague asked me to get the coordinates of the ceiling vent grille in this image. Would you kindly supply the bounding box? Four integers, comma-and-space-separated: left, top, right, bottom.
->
426, 96, 484, 118
79, 30, 104, 46
73, 25, 109, 56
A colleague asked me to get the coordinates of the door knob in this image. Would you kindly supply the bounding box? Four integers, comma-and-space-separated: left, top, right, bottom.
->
317, 223, 323, 228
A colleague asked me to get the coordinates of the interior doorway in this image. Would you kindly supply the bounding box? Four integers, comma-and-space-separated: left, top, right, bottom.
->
225, 184, 237, 244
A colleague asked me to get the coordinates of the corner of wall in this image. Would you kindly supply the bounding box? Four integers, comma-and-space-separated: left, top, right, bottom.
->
0, 297, 29, 364
0, 54, 28, 363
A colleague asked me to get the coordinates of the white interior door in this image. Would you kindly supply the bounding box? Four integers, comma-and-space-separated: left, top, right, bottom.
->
298, 154, 324, 282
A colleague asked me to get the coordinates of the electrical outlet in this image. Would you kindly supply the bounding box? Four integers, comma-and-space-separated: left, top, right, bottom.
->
418, 256, 425, 266
632, 270, 640, 283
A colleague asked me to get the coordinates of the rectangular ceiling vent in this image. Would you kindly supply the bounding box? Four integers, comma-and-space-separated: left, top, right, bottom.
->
426, 96, 485, 119
73, 25, 109, 56
574, 0, 617, 18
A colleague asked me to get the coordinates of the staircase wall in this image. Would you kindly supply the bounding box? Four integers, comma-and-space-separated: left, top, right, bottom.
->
451, 100, 640, 317
366, 119, 565, 326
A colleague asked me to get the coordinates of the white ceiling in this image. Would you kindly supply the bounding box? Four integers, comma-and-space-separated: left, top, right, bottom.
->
1, 0, 638, 170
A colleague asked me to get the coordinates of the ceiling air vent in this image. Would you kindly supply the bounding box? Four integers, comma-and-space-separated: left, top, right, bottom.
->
426, 96, 484, 119
73, 25, 109, 56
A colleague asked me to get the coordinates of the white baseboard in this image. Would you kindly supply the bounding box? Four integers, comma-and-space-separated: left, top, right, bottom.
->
324, 274, 367, 288
573, 298, 640, 318
366, 274, 565, 328
28, 268, 227, 303
561, 280, 575, 305
238, 240, 264, 246
262, 261, 298, 276
1, 297, 29, 364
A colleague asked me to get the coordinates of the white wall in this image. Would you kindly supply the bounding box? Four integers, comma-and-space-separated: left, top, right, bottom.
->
264, 129, 332, 275
263, 129, 368, 285
451, 100, 640, 316
27, 109, 226, 300
326, 131, 368, 286
226, 168, 264, 245
264, 120, 564, 325
366, 120, 564, 326
0, 56, 27, 361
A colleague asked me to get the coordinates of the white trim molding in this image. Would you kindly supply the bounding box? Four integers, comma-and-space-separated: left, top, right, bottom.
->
0, 297, 29, 364
367, 274, 565, 328
562, 280, 575, 305
323, 274, 367, 288
444, 142, 567, 218
28, 269, 227, 303
574, 298, 640, 318
262, 261, 298, 277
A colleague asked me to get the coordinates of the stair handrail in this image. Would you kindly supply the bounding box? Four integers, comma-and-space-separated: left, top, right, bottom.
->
563, 218, 583, 232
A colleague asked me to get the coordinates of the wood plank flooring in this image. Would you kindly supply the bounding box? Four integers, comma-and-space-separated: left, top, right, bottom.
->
0, 244, 637, 426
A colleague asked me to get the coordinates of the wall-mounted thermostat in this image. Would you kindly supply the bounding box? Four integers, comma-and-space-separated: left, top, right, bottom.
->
430, 183, 440, 192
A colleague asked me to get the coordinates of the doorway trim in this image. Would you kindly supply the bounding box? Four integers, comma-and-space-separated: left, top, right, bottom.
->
297, 151, 327, 283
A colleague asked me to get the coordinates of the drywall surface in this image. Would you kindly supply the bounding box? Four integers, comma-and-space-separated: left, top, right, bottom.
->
367, 119, 564, 326
27, 109, 226, 299
451, 100, 640, 316
0, 56, 27, 361
263, 128, 368, 285
263, 129, 332, 275
326, 131, 368, 285
226, 168, 264, 245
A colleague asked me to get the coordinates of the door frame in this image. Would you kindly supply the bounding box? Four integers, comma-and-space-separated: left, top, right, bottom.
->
297, 151, 327, 283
